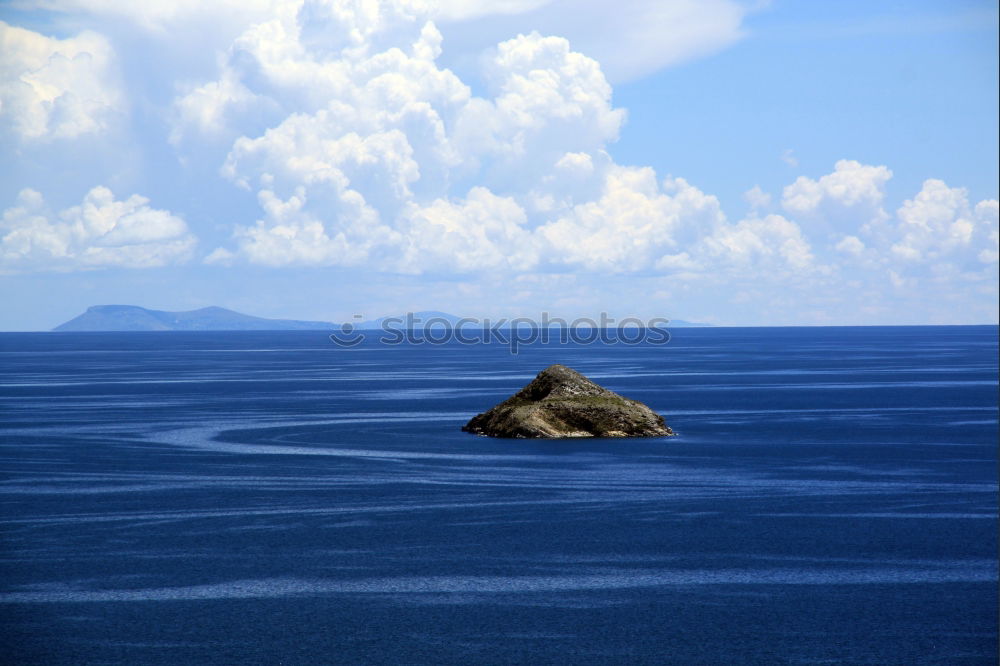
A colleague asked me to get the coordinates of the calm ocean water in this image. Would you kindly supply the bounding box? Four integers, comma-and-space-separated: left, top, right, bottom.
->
0, 326, 997, 664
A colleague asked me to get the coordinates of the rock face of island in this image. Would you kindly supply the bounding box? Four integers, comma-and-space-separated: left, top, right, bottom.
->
462, 364, 674, 439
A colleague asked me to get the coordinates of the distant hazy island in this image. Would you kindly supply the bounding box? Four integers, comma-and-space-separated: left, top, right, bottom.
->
52, 305, 713, 332
53, 305, 335, 332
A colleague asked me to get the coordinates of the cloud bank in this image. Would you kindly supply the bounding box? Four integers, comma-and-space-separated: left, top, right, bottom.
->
1, 187, 195, 272
0, 1, 996, 323
0, 21, 124, 140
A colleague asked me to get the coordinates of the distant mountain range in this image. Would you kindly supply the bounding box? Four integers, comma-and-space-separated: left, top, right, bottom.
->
54, 305, 334, 332
53, 305, 713, 331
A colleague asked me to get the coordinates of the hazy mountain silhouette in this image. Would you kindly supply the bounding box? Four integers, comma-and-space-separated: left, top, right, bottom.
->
54, 305, 334, 331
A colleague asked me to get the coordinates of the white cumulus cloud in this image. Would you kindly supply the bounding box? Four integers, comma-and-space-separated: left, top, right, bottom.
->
223, 186, 391, 267
782, 159, 892, 233
34, 0, 751, 84
192, 6, 836, 285
891, 179, 998, 266
399, 186, 537, 273
778, 162, 997, 290
538, 167, 725, 272
434, 0, 750, 83
1, 187, 195, 272
199, 9, 633, 271
0, 21, 124, 140
743, 185, 771, 211
703, 213, 815, 274
26, 0, 288, 33
11, 1, 992, 325
835, 235, 865, 256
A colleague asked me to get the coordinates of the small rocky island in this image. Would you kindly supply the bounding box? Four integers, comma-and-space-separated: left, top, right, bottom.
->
462, 364, 674, 438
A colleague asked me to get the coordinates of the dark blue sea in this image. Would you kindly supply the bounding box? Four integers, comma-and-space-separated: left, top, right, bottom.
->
1, 326, 997, 664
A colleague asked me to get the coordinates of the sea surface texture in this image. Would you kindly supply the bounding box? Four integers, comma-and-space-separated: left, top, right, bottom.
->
1, 326, 997, 664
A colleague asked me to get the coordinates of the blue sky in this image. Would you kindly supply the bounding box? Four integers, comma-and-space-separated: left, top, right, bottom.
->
1, 0, 997, 330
